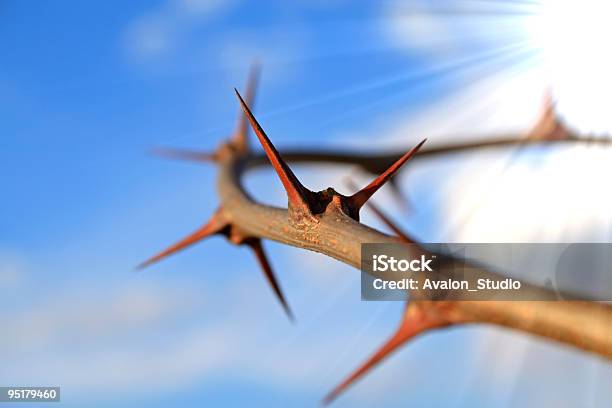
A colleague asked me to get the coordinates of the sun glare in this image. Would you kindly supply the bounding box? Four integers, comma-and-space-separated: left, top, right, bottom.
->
531, 0, 612, 135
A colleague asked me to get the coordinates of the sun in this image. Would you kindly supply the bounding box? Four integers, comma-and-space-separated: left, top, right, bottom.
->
529, 0, 612, 135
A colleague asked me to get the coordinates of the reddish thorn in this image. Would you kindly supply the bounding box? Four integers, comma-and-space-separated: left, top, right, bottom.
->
323, 302, 448, 405
234, 88, 312, 212
234, 62, 261, 152
345, 178, 414, 243
150, 147, 216, 163
246, 238, 295, 321
349, 139, 426, 212
529, 91, 570, 141
137, 211, 227, 269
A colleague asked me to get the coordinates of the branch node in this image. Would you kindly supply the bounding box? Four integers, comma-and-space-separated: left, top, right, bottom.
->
139, 210, 294, 320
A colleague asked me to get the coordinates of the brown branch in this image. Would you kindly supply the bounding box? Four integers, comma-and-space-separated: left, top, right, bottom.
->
154, 134, 612, 177
144, 78, 612, 403
260, 135, 612, 170
212, 98, 612, 402
216, 141, 612, 371
152, 86, 612, 174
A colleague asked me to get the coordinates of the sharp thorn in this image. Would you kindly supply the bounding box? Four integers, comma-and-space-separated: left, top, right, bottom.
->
323, 306, 415, 405
234, 88, 313, 212
137, 211, 227, 270
323, 302, 448, 404
349, 139, 426, 212
246, 238, 295, 322
528, 91, 571, 141
234, 62, 261, 152
150, 147, 216, 163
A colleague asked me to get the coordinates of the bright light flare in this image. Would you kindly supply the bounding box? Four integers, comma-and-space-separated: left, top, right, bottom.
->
530, 0, 612, 135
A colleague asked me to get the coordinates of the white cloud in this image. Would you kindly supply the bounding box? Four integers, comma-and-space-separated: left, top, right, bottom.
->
124, 0, 237, 60
331, 47, 612, 287
0, 284, 202, 354
212, 28, 308, 87
383, 1, 453, 56
0, 269, 390, 399
125, 15, 174, 58
359, 57, 612, 244
441, 145, 612, 243
381, 0, 538, 59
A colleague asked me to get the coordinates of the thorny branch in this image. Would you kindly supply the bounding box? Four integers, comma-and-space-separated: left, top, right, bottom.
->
142, 68, 612, 403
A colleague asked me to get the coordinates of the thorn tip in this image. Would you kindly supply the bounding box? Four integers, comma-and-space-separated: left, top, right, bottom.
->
324, 301, 448, 403
137, 211, 227, 269
246, 238, 295, 321
234, 89, 313, 214
349, 139, 426, 214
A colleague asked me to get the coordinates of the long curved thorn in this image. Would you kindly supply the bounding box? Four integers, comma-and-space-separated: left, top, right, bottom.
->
234, 89, 312, 211
234, 62, 261, 152
345, 178, 414, 243
150, 147, 216, 163
246, 238, 295, 321
324, 302, 448, 405
349, 139, 426, 211
137, 212, 227, 269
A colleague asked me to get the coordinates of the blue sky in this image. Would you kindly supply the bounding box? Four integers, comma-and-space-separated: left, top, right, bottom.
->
2, 1, 611, 407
